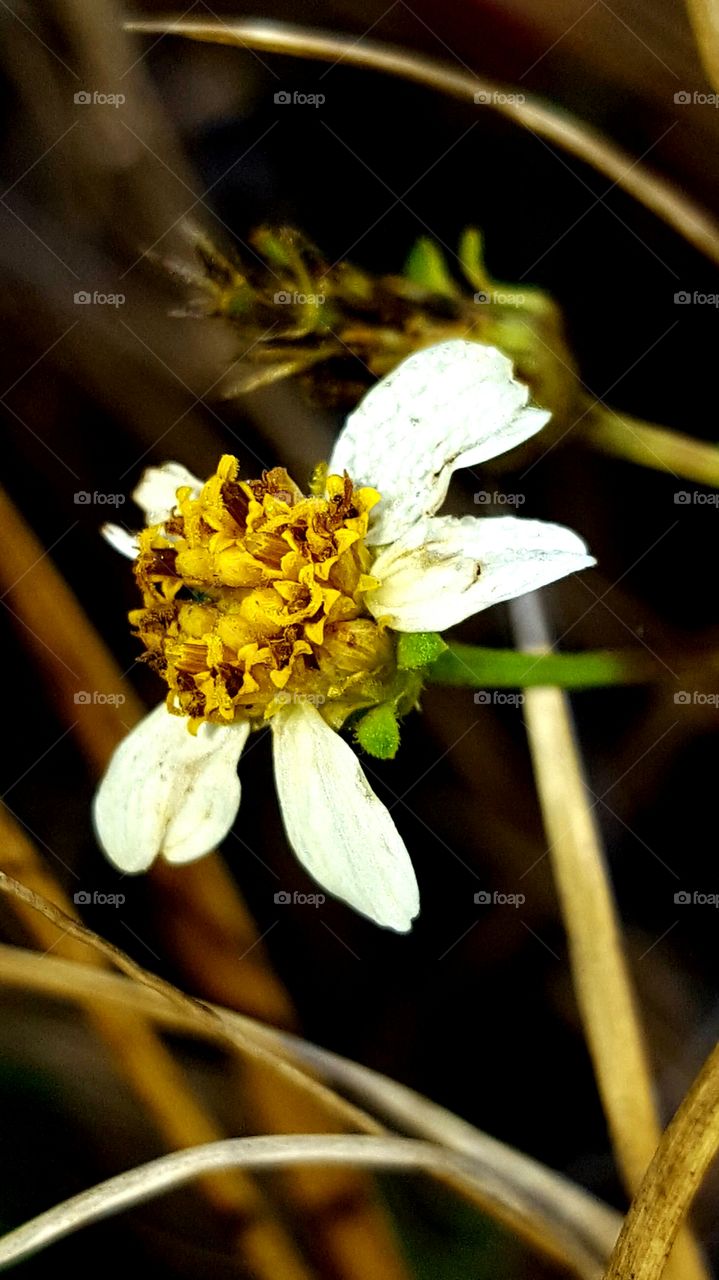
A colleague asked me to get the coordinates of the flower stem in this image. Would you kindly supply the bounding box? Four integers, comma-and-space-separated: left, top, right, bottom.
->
429, 643, 655, 688
582, 403, 719, 488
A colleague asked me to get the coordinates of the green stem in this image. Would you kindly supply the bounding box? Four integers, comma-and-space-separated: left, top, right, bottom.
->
429, 643, 655, 688
583, 403, 719, 488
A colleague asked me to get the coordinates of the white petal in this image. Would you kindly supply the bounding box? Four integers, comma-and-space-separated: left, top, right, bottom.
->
93, 703, 249, 872
102, 523, 139, 559
367, 515, 595, 631
329, 341, 549, 545
133, 461, 202, 525
272, 702, 419, 932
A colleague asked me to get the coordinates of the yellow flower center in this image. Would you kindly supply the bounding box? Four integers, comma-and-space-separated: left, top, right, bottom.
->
130, 456, 395, 728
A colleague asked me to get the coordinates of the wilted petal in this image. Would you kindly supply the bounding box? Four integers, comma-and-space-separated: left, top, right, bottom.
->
329, 341, 549, 545
367, 515, 595, 631
102, 523, 139, 560
133, 461, 202, 525
272, 702, 419, 932
93, 703, 249, 872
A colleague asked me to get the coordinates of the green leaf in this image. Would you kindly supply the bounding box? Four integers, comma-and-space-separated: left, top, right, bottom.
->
397, 631, 448, 670
354, 703, 401, 759
429, 643, 654, 689
404, 238, 459, 296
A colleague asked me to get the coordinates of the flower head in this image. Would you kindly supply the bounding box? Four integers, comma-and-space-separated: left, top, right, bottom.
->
95, 340, 595, 931
130, 459, 395, 729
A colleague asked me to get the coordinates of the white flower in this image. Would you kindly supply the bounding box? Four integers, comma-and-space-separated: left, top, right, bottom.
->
95, 340, 594, 931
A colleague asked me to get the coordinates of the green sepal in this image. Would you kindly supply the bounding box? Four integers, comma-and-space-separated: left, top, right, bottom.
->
397, 631, 448, 671
353, 703, 401, 760
457, 226, 490, 291
404, 238, 459, 297
251, 226, 292, 268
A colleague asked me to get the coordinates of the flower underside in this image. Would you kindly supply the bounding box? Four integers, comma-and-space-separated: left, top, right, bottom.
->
132, 455, 399, 729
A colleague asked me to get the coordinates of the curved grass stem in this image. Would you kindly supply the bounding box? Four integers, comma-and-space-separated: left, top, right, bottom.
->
604, 1041, 719, 1280
0, 936, 620, 1280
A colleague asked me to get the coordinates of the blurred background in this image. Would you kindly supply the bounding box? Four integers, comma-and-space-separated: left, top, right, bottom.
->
0, 0, 718, 1276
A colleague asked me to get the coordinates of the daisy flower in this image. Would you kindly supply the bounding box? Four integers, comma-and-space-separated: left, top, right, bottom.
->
94, 340, 594, 931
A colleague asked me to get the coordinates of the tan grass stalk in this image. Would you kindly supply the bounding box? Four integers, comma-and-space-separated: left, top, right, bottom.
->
511, 594, 706, 1280
685, 0, 719, 92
